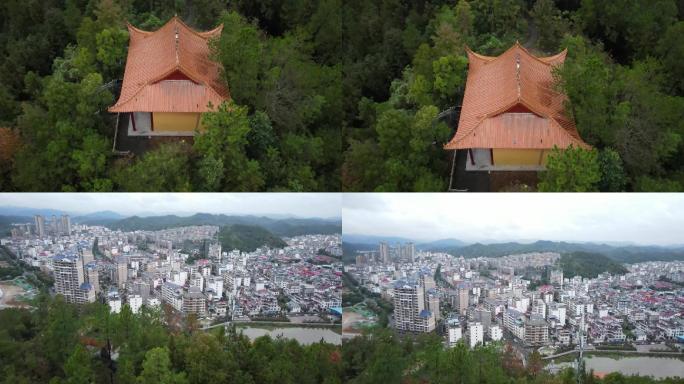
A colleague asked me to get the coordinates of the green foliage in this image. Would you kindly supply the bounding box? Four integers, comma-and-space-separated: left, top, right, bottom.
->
578, 0, 677, 60
1, 2, 342, 192
658, 22, 684, 94
0, 295, 341, 383
218, 224, 287, 253
95, 27, 128, 78
530, 0, 568, 52
597, 148, 627, 192
139, 347, 188, 384
432, 55, 468, 106
63, 345, 93, 384
112, 143, 193, 192
195, 102, 265, 191
344, 329, 681, 384
538, 146, 601, 192
212, 12, 263, 109
559, 252, 629, 278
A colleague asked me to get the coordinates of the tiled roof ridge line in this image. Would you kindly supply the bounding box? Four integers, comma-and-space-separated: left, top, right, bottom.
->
464, 42, 568, 69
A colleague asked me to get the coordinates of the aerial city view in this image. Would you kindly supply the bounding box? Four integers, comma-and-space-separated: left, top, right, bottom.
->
0, 193, 342, 383
342, 194, 684, 383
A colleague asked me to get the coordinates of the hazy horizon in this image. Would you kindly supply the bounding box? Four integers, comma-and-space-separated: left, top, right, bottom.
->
343, 194, 684, 246
0, 193, 342, 219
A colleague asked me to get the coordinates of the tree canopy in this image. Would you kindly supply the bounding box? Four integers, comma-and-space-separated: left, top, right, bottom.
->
341, 0, 684, 191
0, 294, 342, 384
0, 0, 341, 191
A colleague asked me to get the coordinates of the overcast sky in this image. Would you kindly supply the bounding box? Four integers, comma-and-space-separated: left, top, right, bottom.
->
1, 193, 341, 218
343, 194, 684, 246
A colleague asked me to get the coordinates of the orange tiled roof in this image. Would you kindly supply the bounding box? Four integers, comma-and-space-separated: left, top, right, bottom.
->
444, 42, 588, 150
109, 17, 229, 113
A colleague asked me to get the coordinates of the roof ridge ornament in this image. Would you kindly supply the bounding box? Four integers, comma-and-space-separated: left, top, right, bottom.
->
174, 24, 180, 66
516, 53, 521, 100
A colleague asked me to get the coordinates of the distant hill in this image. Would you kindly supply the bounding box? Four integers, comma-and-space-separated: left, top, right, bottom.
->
560, 252, 629, 278
342, 235, 468, 250
0, 206, 67, 217
0, 215, 32, 236
342, 242, 375, 263
75, 211, 125, 220
416, 238, 469, 250
107, 213, 340, 237
342, 234, 416, 245
218, 224, 287, 252
74, 211, 127, 226
434, 240, 684, 264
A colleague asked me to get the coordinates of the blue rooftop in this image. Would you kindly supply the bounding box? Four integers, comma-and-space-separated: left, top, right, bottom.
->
419, 309, 432, 318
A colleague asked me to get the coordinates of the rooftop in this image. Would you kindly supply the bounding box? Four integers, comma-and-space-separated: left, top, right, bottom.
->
445, 42, 588, 151
109, 17, 229, 113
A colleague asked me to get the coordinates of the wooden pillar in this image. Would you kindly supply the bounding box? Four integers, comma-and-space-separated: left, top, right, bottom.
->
468, 149, 475, 165
538, 149, 544, 165
131, 113, 137, 131
150, 112, 154, 131
490, 149, 494, 166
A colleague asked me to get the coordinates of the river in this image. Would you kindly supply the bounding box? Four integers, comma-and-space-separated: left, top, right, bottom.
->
555, 356, 684, 379
236, 325, 342, 345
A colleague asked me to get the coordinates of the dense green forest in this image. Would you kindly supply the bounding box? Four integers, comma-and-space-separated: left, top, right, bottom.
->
0, 295, 342, 384
559, 251, 629, 278
2, 0, 682, 192
341, 0, 684, 191
218, 224, 287, 252
0, 0, 341, 191
342, 329, 684, 383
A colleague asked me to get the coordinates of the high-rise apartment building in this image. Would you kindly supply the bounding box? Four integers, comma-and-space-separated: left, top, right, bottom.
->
379, 242, 390, 264
60, 215, 71, 235
393, 280, 435, 333
117, 257, 128, 288
468, 322, 484, 348
400, 243, 415, 263
182, 287, 206, 317
524, 315, 549, 346
446, 317, 462, 347
53, 253, 95, 304
34, 215, 45, 238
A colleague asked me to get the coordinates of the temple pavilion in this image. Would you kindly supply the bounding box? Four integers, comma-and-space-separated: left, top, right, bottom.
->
109, 17, 229, 136
445, 42, 588, 171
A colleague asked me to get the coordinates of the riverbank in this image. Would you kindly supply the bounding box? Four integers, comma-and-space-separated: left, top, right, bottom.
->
548, 349, 684, 364
234, 321, 342, 334
549, 355, 684, 379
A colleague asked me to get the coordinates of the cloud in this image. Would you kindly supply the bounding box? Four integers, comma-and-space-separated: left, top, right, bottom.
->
342, 193, 684, 246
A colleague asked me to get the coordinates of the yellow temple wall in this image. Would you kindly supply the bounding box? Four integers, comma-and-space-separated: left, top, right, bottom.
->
152, 112, 202, 132
492, 149, 547, 166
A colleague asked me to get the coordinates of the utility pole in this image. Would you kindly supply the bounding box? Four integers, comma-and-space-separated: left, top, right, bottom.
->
576, 311, 586, 384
